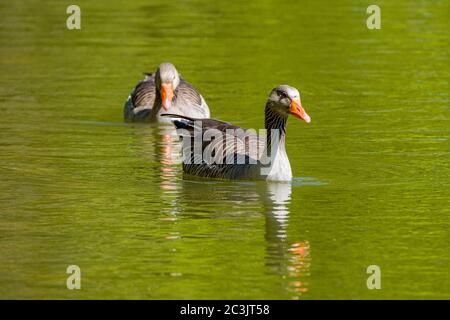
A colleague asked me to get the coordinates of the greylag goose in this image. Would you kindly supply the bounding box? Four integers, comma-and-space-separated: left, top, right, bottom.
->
124, 63, 210, 123
163, 85, 310, 181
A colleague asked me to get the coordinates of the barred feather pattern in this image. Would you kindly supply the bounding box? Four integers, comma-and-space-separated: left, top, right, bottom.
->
124, 73, 210, 122
164, 103, 291, 181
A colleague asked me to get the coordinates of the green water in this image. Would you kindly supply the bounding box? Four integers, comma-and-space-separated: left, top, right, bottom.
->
0, 0, 449, 299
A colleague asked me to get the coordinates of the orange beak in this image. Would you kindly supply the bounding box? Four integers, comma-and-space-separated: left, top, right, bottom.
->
289, 98, 311, 123
160, 83, 174, 110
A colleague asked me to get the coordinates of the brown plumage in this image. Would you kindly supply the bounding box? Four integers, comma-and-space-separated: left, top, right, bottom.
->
124, 63, 210, 123
163, 85, 311, 181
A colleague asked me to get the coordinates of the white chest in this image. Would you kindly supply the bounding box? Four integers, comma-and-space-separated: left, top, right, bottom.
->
266, 148, 292, 181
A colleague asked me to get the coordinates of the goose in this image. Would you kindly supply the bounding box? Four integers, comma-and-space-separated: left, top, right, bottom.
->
124, 63, 210, 123
163, 85, 310, 181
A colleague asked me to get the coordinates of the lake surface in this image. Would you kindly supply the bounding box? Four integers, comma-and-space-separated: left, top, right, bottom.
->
0, 0, 448, 299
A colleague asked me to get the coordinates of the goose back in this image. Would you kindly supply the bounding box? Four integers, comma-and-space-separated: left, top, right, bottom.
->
165, 114, 273, 180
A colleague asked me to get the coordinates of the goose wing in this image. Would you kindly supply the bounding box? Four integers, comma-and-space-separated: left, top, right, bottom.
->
124, 74, 156, 122
163, 114, 265, 179
132, 77, 156, 107
175, 79, 210, 118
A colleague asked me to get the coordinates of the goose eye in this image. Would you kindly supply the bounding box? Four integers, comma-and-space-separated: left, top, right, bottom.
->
278, 91, 287, 99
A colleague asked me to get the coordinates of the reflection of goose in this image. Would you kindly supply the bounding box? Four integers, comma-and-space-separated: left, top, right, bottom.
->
123, 125, 183, 216
177, 179, 263, 215
124, 63, 210, 123
155, 127, 183, 190
264, 182, 291, 276
154, 175, 310, 299
164, 85, 310, 181
263, 182, 310, 299
265, 182, 291, 241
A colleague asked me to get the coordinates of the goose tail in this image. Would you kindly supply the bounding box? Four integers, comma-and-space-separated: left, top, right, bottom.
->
161, 113, 197, 130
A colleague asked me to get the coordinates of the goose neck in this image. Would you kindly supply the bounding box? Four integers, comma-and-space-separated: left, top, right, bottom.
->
264, 103, 288, 152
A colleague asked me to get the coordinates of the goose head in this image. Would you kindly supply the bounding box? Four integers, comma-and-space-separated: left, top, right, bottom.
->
267, 85, 311, 123
155, 62, 181, 110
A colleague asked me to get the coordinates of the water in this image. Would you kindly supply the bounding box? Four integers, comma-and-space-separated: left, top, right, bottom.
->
0, 0, 448, 299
